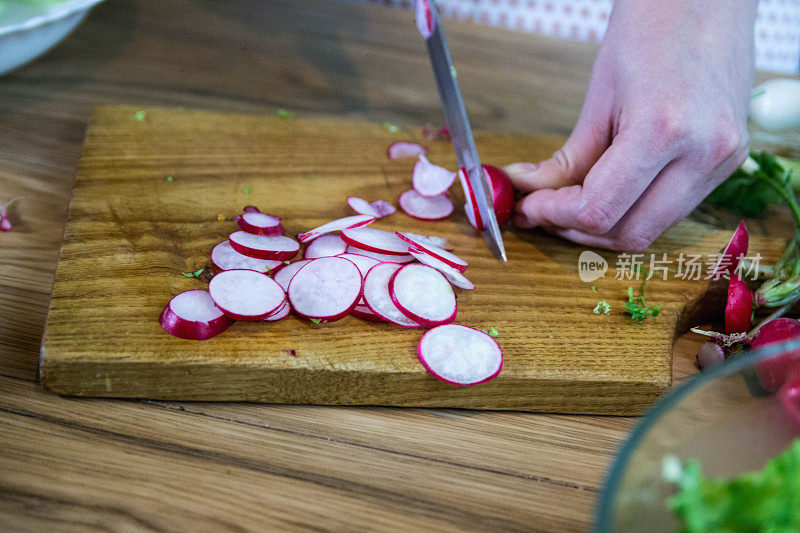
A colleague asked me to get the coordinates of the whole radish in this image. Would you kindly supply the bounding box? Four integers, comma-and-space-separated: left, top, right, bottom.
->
725, 273, 753, 334
752, 318, 800, 392
460, 165, 515, 229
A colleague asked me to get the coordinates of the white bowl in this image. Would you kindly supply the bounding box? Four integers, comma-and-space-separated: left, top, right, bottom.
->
0, 0, 104, 77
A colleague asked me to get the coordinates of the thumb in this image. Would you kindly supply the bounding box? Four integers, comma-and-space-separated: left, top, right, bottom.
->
503, 120, 607, 193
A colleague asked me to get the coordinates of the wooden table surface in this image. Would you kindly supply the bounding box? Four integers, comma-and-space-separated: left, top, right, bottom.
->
0, 0, 783, 530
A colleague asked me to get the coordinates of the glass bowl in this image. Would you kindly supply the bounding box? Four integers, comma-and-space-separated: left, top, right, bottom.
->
594, 339, 800, 532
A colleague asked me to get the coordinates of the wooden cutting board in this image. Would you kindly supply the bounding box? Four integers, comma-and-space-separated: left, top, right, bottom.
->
39, 105, 784, 414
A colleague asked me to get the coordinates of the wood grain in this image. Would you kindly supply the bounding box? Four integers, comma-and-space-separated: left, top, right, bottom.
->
38, 105, 784, 414
1, 0, 796, 530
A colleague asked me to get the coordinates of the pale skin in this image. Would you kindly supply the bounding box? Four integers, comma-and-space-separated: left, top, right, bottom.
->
504, 0, 758, 252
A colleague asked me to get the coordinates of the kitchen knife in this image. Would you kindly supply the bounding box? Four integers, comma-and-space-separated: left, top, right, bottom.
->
415, 0, 507, 261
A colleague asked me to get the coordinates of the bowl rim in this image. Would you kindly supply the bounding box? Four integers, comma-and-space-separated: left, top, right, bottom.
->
593, 337, 800, 532
0, 0, 105, 37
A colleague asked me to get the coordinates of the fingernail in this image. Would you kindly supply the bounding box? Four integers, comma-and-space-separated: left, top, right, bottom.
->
503, 162, 539, 178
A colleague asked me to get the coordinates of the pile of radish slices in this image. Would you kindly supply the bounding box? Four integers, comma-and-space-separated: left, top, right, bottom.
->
160, 205, 502, 386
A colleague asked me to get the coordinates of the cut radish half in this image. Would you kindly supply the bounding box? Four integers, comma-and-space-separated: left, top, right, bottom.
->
287, 256, 362, 322
211, 241, 283, 273
362, 263, 422, 327
351, 304, 385, 323
389, 264, 456, 326
387, 141, 426, 160
347, 197, 396, 218
208, 269, 286, 321
417, 325, 502, 385
298, 215, 375, 243
304, 234, 347, 259
398, 189, 453, 220
396, 232, 468, 272
408, 250, 475, 290
459, 168, 484, 231
263, 300, 291, 322
401, 232, 451, 250
160, 290, 234, 340
412, 155, 456, 197
273, 259, 311, 291
235, 211, 284, 236
344, 246, 415, 264
228, 231, 299, 261
711, 220, 749, 279
341, 227, 410, 255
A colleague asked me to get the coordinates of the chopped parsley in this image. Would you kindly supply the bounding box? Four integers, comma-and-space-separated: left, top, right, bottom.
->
276, 109, 295, 119
593, 300, 611, 314
485, 326, 499, 338
134, 110, 146, 121
382, 122, 401, 133
309, 318, 322, 324
166, 175, 173, 182
181, 268, 204, 278
243, 187, 251, 194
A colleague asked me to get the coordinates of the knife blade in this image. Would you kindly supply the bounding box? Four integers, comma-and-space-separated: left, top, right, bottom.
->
416, 0, 507, 261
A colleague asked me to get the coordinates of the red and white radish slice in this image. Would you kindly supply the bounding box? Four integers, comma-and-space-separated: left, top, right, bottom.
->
209, 269, 286, 321
341, 227, 410, 256
396, 232, 468, 272
458, 168, 484, 231
398, 189, 453, 220
287, 256, 362, 322
482, 165, 515, 227
417, 325, 502, 386
228, 231, 299, 261
160, 289, 234, 340
401, 232, 451, 250
389, 264, 457, 326
711, 220, 749, 280
304, 234, 347, 259
344, 246, 415, 264
362, 263, 422, 327
298, 215, 375, 243
351, 304, 385, 323
273, 259, 311, 291
347, 197, 396, 218
387, 141, 426, 160
211, 241, 283, 273
235, 211, 284, 236
263, 300, 291, 322
336, 253, 382, 277
412, 155, 456, 197
415, 0, 435, 38
243, 205, 261, 213
408, 250, 475, 290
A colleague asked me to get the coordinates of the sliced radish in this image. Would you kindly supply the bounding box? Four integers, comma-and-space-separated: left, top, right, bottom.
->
235, 211, 284, 236
160, 290, 234, 340
412, 155, 457, 197
387, 141, 426, 160
347, 197, 396, 218
298, 215, 375, 243
351, 304, 385, 323
341, 227, 410, 256
459, 168, 484, 231
228, 231, 299, 261
396, 232, 468, 272
362, 263, 422, 327
273, 259, 311, 291
389, 264, 456, 326
344, 246, 415, 264
209, 269, 286, 321
398, 189, 453, 220
422, 125, 449, 140
304, 234, 348, 259
408, 250, 475, 290
417, 325, 503, 385
287, 256, 362, 322
211, 241, 283, 273
263, 300, 291, 322
336, 253, 382, 276
401, 232, 451, 250
243, 205, 261, 213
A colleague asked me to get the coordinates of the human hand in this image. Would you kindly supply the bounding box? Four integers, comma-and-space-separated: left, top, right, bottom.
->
505, 0, 757, 251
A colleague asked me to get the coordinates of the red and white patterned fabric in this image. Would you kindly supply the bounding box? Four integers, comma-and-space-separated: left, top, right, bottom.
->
360, 0, 800, 74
